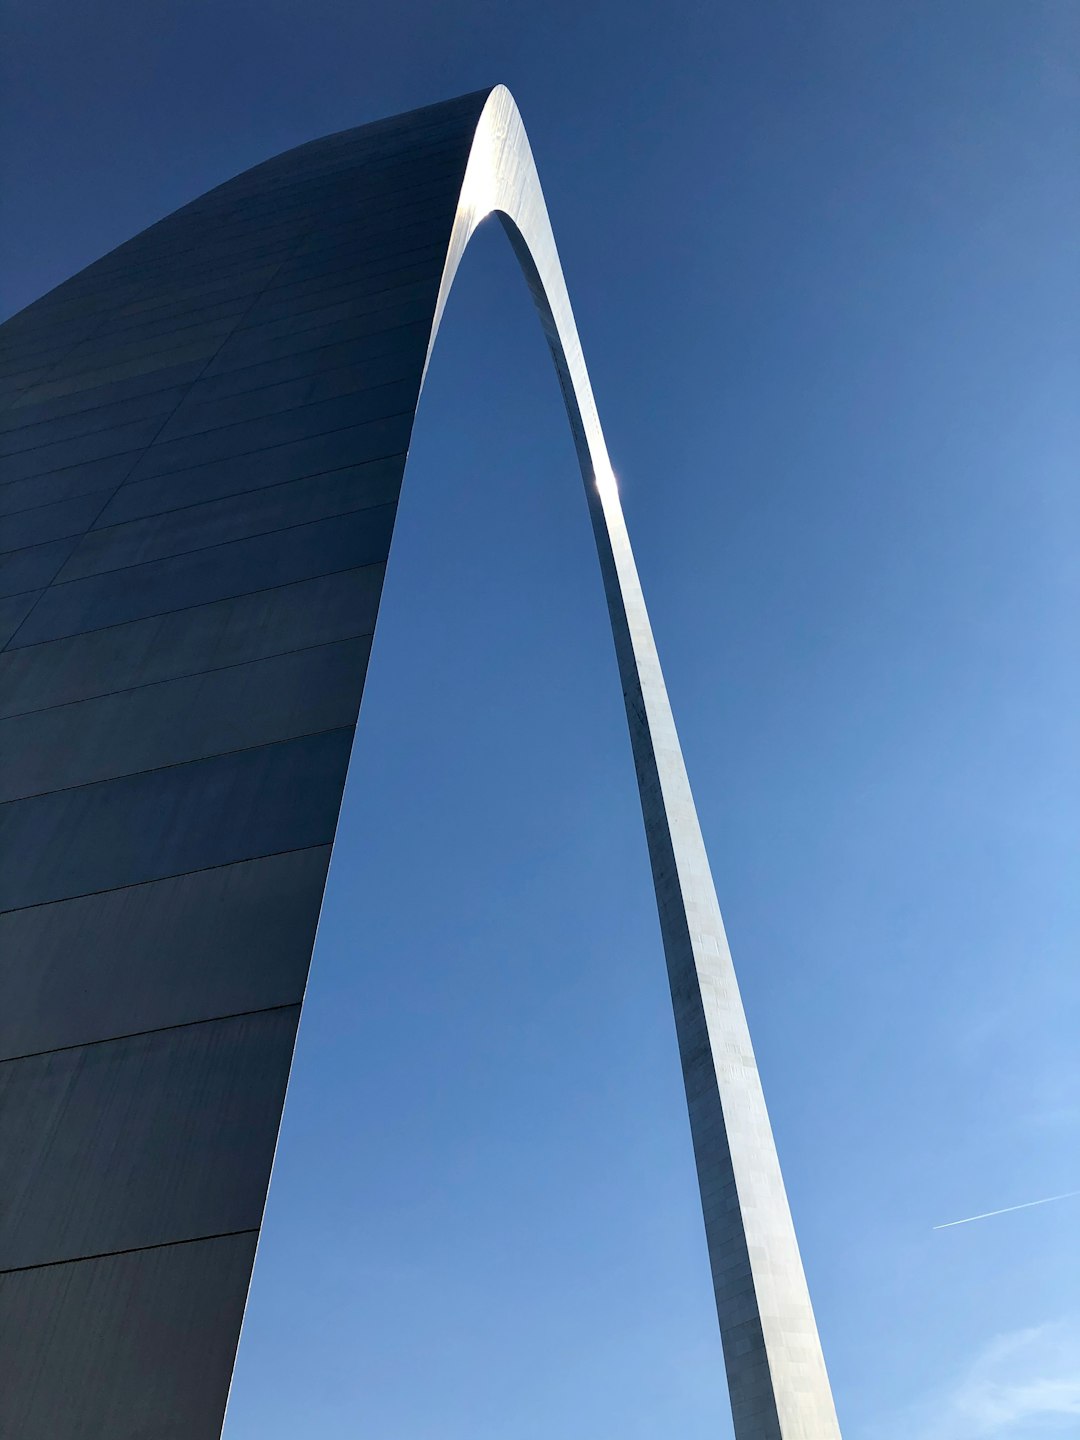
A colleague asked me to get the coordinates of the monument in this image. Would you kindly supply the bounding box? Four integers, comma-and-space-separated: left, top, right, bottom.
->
0, 87, 841, 1438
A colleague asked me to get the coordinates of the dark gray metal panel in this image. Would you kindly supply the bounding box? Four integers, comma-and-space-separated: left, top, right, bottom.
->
155, 347, 425, 442
0, 564, 385, 717
0, 360, 206, 430
0, 342, 80, 380
0, 489, 128, 553
257, 244, 446, 304
278, 220, 453, 281
0, 727, 355, 910
0, 415, 165, 485
0, 636, 371, 801
0, 321, 100, 362
10, 334, 241, 407
0, 315, 89, 354
0, 1007, 300, 1268
0, 589, 42, 647
35, 341, 233, 401
0, 1233, 259, 1440
75, 252, 296, 307
0, 86, 581, 1440
9, 502, 397, 646
0, 536, 79, 597
202, 301, 436, 374
0, 452, 135, 518
46, 320, 247, 385
0, 386, 187, 452
60, 462, 401, 582
119, 376, 419, 482
238, 270, 441, 331
0, 848, 331, 1059
96, 269, 280, 327
147, 318, 430, 413
0, 368, 55, 404
88, 221, 309, 273
91, 296, 253, 347
96, 420, 409, 526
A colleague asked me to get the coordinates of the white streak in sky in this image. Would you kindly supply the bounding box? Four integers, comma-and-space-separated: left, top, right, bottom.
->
934, 1188, 1080, 1231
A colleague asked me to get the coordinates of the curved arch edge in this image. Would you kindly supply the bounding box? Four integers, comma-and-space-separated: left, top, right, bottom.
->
404, 85, 843, 1439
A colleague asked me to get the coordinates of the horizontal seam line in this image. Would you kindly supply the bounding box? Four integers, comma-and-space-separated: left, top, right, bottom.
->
0, 531, 94, 559
4, 408, 411, 521
149, 318, 430, 397
0, 488, 121, 542
0, 628, 374, 722
234, 256, 441, 307
45, 495, 397, 589
75, 297, 271, 337
262, 239, 446, 290
0, 345, 253, 406
229, 276, 438, 337
129, 381, 417, 463
0, 586, 42, 608
5, 320, 428, 445
78, 263, 437, 337
56, 314, 246, 360
225, 296, 431, 349
182, 309, 431, 378
0, 720, 355, 810
91, 281, 411, 346
0, 255, 305, 662
6, 281, 273, 333
0, 394, 186, 437
79, 206, 455, 289
0, 1001, 301, 1067
0, 432, 156, 469
0, 373, 207, 429
138, 369, 418, 447
87, 285, 410, 353
66, 486, 400, 581
0, 556, 386, 660
87, 305, 260, 348
0, 1229, 261, 1277
182, 154, 467, 212
86, 186, 461, 274
0, 841, 332, 917
0, 311, 426, 462
89, 177, 461, 266
0, 535, 78, 566
0, 545, 75, 596
107, 404, 414, 490
7, 337, 243, 392
0, 453, 145, 500
112, 236, 444, 315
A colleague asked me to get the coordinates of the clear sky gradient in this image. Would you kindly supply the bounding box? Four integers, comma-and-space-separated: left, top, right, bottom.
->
3, 4, 1077, 1436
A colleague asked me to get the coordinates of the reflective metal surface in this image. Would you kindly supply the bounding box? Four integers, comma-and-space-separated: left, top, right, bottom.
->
442, 85, 842, 1440
0, 87, 840, 1438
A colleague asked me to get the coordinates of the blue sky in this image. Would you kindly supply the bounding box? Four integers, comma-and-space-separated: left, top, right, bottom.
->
3, 3, 1078, 1435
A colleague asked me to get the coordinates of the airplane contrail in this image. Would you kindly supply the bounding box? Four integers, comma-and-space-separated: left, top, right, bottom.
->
934, 1188, 1080, 1231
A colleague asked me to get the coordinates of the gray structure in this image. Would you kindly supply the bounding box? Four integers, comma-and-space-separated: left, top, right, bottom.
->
0, 88, 840, 1439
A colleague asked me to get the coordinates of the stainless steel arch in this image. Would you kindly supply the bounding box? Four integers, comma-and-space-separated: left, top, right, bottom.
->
0, 86, 839, 1440
434, 85, 842, 1440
